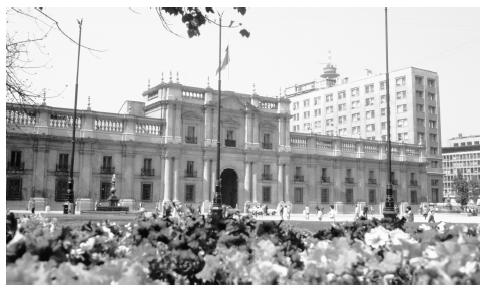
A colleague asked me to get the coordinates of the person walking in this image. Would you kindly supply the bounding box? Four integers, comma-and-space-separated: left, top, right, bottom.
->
317, 206, 323, 221
328, 204, 336, 223
354, 204, 360, 221
282, 204, 289, 220
28, 199, 35, 214
404, 206, 414, 223
427, 209, 436, 223
303, 205, 310, 220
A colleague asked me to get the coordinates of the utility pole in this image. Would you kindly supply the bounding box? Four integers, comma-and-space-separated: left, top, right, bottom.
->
67, 19, 83, 214
211, 15, 223, 220
383, 8, 396, 219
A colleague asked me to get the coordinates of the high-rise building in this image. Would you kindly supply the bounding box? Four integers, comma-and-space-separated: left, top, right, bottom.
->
442, 134, 480, 200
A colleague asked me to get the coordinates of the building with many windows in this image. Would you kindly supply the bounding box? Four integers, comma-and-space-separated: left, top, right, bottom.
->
6, 77, 443, 213
442, 134, 480, 200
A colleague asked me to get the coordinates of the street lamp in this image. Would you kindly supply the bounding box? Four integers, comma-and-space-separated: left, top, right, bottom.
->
67, 19, 83, 214
382, 8, 396, 220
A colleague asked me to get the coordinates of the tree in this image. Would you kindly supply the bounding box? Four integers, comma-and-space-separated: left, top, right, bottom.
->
468, 177, 480, 201
453, 172, 470, 207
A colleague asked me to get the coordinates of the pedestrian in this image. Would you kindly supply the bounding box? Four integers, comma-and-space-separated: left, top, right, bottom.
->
354, 204, 360, 220
303, 205, 310, 220
404, 206, 414, 223
328, 204, 336, 223
317, 207, 323, 221
427, 209, 436, 223
362, 205, 369, 219
29, 199, 35, 214
422, 205, 429, 219
282, 204, 289, 220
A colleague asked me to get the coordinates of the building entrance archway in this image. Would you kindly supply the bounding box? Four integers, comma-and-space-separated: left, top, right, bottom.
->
221, 168, 238, 208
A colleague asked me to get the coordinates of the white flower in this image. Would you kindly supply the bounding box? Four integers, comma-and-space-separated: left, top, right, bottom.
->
389, 229, 418, 245
418, 224, 432, 231
80, 237, 96, 251
459, 261, 478, 275
422, 245, 439, 259
436, 222, 447, 233
364, 226, 390, 249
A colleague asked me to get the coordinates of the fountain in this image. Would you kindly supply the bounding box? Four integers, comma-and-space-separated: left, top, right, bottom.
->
95, 174, 129, 212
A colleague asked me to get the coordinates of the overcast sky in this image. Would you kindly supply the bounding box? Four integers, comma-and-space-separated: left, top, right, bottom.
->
6, 7, 480, 143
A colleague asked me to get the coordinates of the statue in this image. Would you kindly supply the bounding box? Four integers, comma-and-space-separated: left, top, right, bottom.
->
107, 174, 119, 207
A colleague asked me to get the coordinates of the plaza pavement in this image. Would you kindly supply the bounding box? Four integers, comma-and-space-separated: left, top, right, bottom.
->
9, 209, 480, 224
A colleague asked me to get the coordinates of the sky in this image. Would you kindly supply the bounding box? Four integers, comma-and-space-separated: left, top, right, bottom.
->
6, 7, 480, 143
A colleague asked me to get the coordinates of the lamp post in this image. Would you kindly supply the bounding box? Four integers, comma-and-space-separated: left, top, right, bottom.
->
67, 19, 83, 214
382, 8, 396, 220
211, 15, 224, 220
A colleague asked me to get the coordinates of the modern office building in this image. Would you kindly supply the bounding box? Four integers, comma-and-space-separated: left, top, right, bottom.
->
442, 134, 480, 200
6, 77, 442, 213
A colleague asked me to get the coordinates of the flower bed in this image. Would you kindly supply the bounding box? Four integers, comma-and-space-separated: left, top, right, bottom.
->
6, 213, 480, 284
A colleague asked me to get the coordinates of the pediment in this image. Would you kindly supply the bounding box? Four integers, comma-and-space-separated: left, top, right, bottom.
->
260, 120, 277, 130
222, 115, 241, 127
220, 94, 247, 111
182, 110, 203, 121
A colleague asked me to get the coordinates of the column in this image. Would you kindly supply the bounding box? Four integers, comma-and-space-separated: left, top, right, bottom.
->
278, 117, 284, 148
211, 107, 217, 141
173, 157, 179, 201
284, 164, 290, 202
163, 157, 171, 201
210, 108, 215, 141
78, 146, 93, 198
307, 164, 316, 205
244, 161, 251, 202
203, 107, 211, 145
252, 115, 259, 144
245, 112, 252, 145
203, 159, 210, 201
174, 103, 182, 142
32, 145, 47, 198
277, 163, 284, 202
251, 162, 258, 202
284, 117, 290, 148
122, 153, 135, 200
164, 103, 174, 141
211, 160, 216, 201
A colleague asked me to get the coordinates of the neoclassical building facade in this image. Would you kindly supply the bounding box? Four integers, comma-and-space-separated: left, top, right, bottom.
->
6, 79, 442, 212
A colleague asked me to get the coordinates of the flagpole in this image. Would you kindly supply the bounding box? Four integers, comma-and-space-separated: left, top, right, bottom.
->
211, 15, 223, 220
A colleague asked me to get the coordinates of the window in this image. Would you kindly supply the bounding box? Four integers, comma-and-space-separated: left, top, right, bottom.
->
326, 119, 334, 127
397, 132, 409, 142
352, 126, 360, 135
338, 128, 347, 136
379, 81, 386, 90
144, 158, 152, 170
365, 110, 375, 120
102, 156, 112, 168
293, 125, 299, 131
427, 79, 435, 88
431, 161, 439, 168
397, 119, 408, 127
429, 133, 437, 142
10, 151, 22, 168
415, 76, 423, 85
395, 76, 406, 86
263, 187, 271, 203
304, 111, 310, 119
396, 90, 406, 100
431, 179, 439, 186
365, 84, 374, 93
6, 178, 22, 200
417, 118, 425, 127
314, 96, 321, 106
338, 103, 346, 111
346, 168, 352, 178
430, 147, 438, 155
338, 91, 346, 100
351, 100, 360, 109
187, 126, 195, 137
381, 122, 387, 130
416, 104, 424, 112
428, 92, 435, 101
397, 104, 407, 113
351, 87, 359, 97
263, 133, 271, 144
325, 106, 334, 113
263, 164, 270, 176
380, 95, 386, 104
428, 106, 436, 114
293, 102, 299, 110
314, 121, 321, 128
369, 189, 376, 204
325, 94, 333, 102
185, 184, 195, 202
429, 120, 437, 128
321, 168, 328, 178
345, 188, 354, 203
303, 99, 310, 107
58, 153, 69, 170
314, 108, 322, 116
369, 170, 375, 180
226, 129, 234, 140
321, 188, 329, 203
186, 161, 195, 177
366, 124, 375, 132
351, 113, 360, 122
365, 97, 374, 106
142, 183, 153, 201
326, 130, 333, 136
304, 123, 311, 130
293, 113, 299, 121
294, 187, 304, 204
100, 182, 111, 200
410, 190, 418, 204
338, 115, 347, 124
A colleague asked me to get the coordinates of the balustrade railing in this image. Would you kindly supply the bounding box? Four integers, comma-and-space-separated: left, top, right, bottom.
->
259, 101, 277, 110
185, 170, 197, 177
50, 113, 81, 129
7, 162, 25, 173
294, 175, 304, 182
321, 176, 330, 183
225, 139, 236, 147
410, 180, 418, 186
368, 178, 377, 185
136, 122, 161, 135
100, 166, 115, 174
345, 177, 355, 184
262, 173, 272, 180
6, 109, 36, 126
262, 142, 273, 150
141, 168, 155, 176
95, 118, 124, 132
182, 90, 204, 100
185, 136, 197, 144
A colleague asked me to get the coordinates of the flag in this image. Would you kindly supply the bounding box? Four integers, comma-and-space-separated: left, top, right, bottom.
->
216, 46, 230, 75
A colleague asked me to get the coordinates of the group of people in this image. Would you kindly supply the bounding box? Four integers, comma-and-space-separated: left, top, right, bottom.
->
301, 205, 336, 222
276, 201, 293, 220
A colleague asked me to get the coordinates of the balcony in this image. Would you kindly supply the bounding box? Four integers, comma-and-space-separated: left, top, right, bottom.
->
368, 178, 377, 185
100, 166, 115, 174
321, 176, 330, 183
410, 180, 418, 187
7, 162, 25, 173
55, 164, 69, 175
225, 139, 236, 147
185, 170, 197, 178
345, 177, 355, 184
261, 142, 273, 150
185, 136, 197, 144
262, 173, 272, 181
141, 168, 155, 176
294, 175, 304, 182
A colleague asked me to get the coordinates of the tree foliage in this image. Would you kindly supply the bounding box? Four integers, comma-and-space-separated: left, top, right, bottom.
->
453, 172, 470, 207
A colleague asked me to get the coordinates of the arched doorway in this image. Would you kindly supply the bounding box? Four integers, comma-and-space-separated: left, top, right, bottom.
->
221, 168, 238, 208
